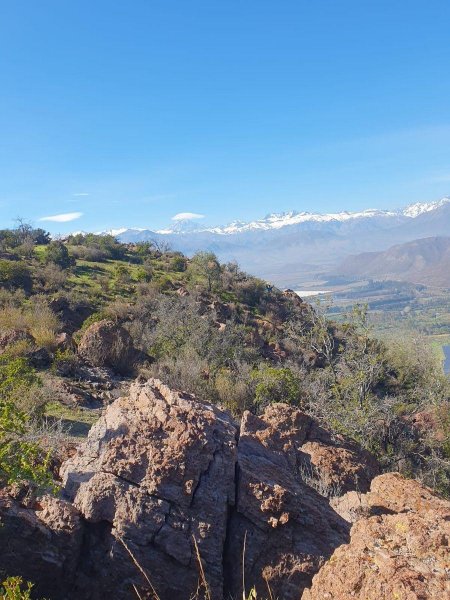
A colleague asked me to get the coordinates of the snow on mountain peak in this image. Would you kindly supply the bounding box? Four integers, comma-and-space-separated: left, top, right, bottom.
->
94, 196, 450, 238
402, 197, 450, 218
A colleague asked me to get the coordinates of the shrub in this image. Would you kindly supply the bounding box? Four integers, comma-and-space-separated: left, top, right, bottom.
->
215, 364, 254, 414
0, 355, 38, 397
0, 353, 56, 489
113, 264, 130, 285
0, 299, 60, 352
234, 278, 267, 307
36, 263, 67, 292
134, 266, 152, 282
170, 254, 187, 272
69, 245, 109, 262
252, 365, 301, 410
67, 233, 125, 260
44, 241, 74, 269
27, 299, 61, 351
0, 576, 35, 599
0, 260, 32, 292
134, 241, 155, 257
0, 399, 54, 489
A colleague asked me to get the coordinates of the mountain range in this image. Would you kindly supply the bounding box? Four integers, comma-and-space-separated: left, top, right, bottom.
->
105, 197, 450, 287
337, 236, 450, 288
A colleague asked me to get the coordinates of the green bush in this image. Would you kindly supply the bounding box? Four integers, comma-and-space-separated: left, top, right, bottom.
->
187, 251, 221, 291
252, 365, 301, 409
170, 254, 187, 272
44, 241, 74, 269
0, 576, 34, 600
235, 278, 267, 307
0, 261, 32, 292
0, 401, 53, 489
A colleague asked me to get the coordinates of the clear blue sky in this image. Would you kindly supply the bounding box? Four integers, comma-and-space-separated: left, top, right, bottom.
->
1, 0, 450, 233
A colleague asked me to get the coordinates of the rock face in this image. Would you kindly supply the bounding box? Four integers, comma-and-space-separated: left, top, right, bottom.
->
0, 492, 83, 598
77, 319, 148, 374
304, 473, 450, 600
224, 405, 370, 599
2, 379, 446, 600
61, 378, 238, 599
59, 381, 376, 600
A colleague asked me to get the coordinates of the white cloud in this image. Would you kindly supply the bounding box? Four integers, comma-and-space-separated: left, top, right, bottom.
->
72, 192, 89, 197
39, 212, 83, 223
171, 212, 205, 221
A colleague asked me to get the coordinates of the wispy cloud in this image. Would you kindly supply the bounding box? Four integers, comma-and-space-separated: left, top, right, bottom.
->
172, 212, 205, 221
72, 192, 89, 197
39, 212, 83, 223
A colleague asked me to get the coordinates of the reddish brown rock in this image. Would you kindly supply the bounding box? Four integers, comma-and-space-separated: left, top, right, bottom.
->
54, 331, 76, 352
61, 378, 238, 600
0, 329, 34, 354
303, 473, 450, 600
0, 491, 83, 598
0, 380, 382, 600
77, 318, 148, 374
301, 437, 379, 494
224, 405, 355, 600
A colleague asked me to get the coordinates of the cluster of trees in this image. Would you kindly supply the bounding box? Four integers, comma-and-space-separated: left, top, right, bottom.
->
66, 233, 126, 261
0, 219, 51, 255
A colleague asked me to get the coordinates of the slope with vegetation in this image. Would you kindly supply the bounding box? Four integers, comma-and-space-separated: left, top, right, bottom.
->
0, 221, 449, 598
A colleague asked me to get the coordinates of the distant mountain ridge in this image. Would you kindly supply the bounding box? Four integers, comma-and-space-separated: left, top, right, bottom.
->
337, 236, 450, 288
93, 197, 450, 287
105, 197, 450, 237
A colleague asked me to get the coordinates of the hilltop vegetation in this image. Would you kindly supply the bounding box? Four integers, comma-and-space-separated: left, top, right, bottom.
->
0, 222, 449, 499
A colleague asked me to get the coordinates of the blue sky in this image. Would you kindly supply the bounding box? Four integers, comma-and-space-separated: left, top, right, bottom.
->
1, 1, 450, 233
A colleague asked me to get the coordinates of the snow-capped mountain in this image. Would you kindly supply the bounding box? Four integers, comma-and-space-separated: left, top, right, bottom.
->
105, 197, 450, 287
148, 197, 450, 236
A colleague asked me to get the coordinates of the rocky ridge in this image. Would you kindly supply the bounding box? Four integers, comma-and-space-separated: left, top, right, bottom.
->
0, 379, 448, 599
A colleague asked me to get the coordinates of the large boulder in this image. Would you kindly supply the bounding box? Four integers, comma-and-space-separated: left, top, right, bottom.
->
77, 319, 148, 374
60, 383, 376, 600
304, 473, 450, 600
61, 378, 238, 599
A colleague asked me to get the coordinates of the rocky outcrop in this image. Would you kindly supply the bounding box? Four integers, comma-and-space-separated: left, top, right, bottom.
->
58, 381, 375, 600
224, 405, 373, 599
77, 319, 149, 374
304, 473, 450, 600
3, 379, 446, 600
0, 491, 83, 598
61, 378, 238, 599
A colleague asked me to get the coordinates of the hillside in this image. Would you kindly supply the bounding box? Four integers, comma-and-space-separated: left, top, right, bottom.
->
337, 236, 450, 288
0, 224, 449, 598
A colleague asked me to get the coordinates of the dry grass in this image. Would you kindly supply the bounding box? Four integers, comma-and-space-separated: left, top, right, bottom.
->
120, 530, 276, 600
0, 299, 60, 351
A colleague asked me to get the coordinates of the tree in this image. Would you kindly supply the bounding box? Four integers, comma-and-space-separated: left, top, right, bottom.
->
188, 251, 221, 292
44, 241, 74, 269
30, 228, 51, 245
